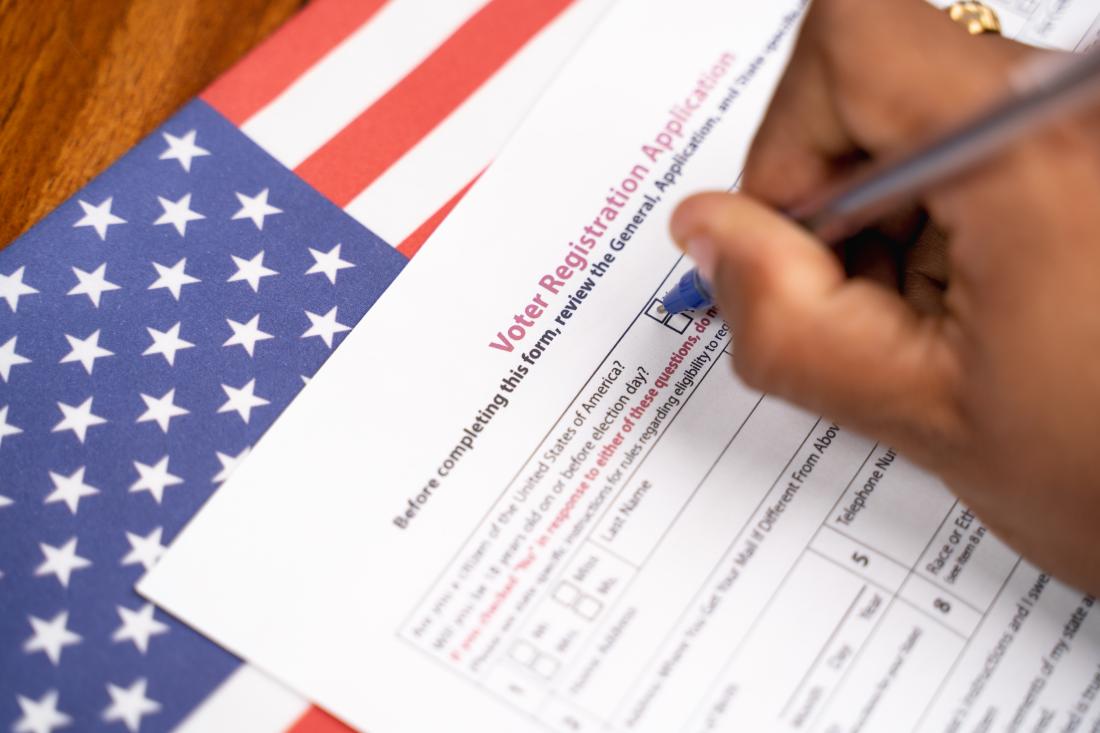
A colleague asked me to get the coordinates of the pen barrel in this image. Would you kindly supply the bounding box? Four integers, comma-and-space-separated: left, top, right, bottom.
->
661, 269, 713, 315
790, 47, 1100, 245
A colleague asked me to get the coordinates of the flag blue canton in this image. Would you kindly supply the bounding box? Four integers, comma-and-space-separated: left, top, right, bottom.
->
0, 99, 406, 732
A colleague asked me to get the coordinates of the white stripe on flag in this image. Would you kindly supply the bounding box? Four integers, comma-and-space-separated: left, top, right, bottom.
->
173, 665, 307, 733
343, 0, 613, 246
171, 4, 617, 731
242, 0, 490, 169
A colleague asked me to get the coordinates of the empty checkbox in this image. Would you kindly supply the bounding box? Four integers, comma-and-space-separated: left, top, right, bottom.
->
553, 582, 581, 607
574, 595, 602, 620
533, 654, 560, 679
510, 641, 537, 666
645, 299, 669, 324
664, 312, 691, 334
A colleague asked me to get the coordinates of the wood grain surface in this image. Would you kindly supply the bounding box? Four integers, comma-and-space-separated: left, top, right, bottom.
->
0, 0, 306, 249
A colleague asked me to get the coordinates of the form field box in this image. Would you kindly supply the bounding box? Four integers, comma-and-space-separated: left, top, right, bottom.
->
553, 582, 581, 607
533, 654, 560, 679
664, 312, 691, 334
826, 445, 955, 567
644, 298, 668, 323
645, 298, 693, 334
914, 503, 1018, 613
511, 640, 538, 666
574, 595, 603, 620
811, 526, 908, 593
483, 665, 544, 715
507, 639, 561, 680
898, 573, 981, 638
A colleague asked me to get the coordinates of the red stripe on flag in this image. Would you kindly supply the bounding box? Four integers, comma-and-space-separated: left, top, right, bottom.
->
202, 0, 388, 125
285, 706, 351, 733
295, 0, 574, 206
397, 172, 483, 259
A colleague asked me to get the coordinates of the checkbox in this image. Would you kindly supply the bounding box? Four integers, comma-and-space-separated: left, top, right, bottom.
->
533, 654, 560, 679
574, 595, 602, 620
645, 299, 670, 324
664, 312, 691, 334
510, 641, 537, 666
553, 582, 580, 607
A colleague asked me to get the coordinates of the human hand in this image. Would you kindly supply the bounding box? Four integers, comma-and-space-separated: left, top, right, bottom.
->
670, 0, 1100, 593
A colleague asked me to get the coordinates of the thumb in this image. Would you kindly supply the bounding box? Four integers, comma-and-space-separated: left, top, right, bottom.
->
670, 191, 964, 461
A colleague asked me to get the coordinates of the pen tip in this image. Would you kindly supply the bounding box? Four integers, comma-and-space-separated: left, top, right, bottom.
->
655, 303, 667, 315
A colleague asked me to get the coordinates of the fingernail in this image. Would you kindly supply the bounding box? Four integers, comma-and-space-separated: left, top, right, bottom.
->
687, 236, 717, 284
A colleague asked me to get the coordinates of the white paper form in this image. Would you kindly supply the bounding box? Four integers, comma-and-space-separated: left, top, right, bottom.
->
141, 1, 1100, 731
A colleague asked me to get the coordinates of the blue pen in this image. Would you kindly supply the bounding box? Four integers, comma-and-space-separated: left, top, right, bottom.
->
658, 268, 713, 316
657, 45, 1100, 316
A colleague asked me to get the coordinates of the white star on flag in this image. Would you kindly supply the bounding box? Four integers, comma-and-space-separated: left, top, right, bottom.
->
121, 527, 166, 571
213, 447, 250, 484
72, 197, 126, 240
67, 264, 120, 307
136, 389, 188, 433
45, 467, 98, 514
0, 405, 22, 449
35, 538, 92, 588
218, 378, 269, 423
231, 188, 282, 230
302, 306, 350, 348
0, 494, 11, 508
23, 611, 81, 666
13, 689, 72, 733
101, 678, 160, 733
0, 335, 31, 382
227, 251, 277, 292
59, 329, 114, 374
130, 457, 182, 504
111, 604, 169, 654
223, 314, 273, 356
154, 193, 205, 236
148, 258, 200, 301
306, 243, 354, 284
159, 130, 210, 172
52, 397, 106, 443
0, 266, 39, 312
142, 322, 194, 366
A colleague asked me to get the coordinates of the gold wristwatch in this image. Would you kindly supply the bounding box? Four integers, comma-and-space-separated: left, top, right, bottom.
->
946, 1, 1003, 35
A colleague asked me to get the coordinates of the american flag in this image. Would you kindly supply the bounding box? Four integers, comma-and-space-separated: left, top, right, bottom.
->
0, 1, 610, 731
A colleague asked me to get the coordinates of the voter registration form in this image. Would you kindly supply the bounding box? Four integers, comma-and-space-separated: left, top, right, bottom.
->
141, 1, 1100, 731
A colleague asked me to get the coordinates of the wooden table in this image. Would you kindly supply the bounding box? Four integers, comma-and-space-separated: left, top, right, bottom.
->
0, 0, 305, 249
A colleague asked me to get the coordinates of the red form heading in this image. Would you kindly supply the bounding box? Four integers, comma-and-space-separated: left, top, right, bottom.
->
486, 52, 736, 354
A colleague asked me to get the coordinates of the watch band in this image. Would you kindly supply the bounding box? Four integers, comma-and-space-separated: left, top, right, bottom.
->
946, 1, 1003, 35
